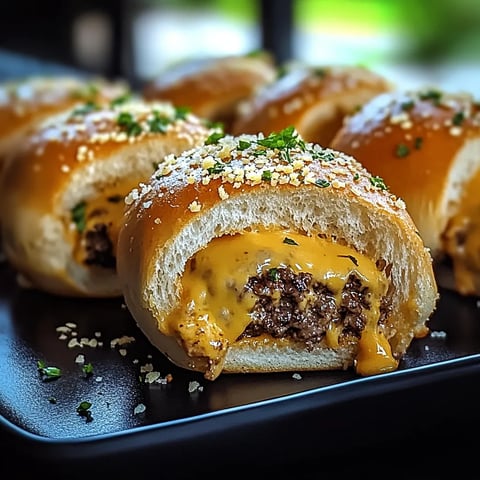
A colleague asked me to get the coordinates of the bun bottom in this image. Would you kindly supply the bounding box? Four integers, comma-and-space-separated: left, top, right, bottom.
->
223, 338, 355, 374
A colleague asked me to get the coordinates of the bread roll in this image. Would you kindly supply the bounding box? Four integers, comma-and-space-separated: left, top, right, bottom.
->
330, 88, 480, 296
117, 126, 438, 381
0, 98, 216, 297
230, 64, 393, 146
142, 52, 277, 132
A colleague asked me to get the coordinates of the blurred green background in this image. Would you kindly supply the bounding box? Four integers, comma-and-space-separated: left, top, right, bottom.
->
1, 0, 479, 90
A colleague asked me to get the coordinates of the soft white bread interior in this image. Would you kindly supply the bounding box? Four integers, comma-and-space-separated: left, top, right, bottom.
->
142, 52, 277, 132
231, 64, 393, 145
0, 99, 215, 297
330, 87, 480, 296
117, 127, 438, 380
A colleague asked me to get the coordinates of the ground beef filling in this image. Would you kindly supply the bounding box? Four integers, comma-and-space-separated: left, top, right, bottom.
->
84, 223, 116, 269
238, 266, 393, 349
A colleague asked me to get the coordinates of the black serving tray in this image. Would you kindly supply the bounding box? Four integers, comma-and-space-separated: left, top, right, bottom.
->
1, 256, 480, 475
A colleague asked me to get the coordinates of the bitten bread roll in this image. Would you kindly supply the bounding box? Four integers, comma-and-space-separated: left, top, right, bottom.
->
230, 64, 393, 145
330, 88, 480, 296
117, 127, 438, 381
0, 98, 216, 297
142, 52, 277, 132
0, 75, 129, 166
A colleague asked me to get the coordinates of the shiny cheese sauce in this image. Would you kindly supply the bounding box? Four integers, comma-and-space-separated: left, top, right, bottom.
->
169, 230, 398, 379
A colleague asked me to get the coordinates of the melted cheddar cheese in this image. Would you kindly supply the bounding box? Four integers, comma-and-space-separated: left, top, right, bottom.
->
166, 230, 398, 380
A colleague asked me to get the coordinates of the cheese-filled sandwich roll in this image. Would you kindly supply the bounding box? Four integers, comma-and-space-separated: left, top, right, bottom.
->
142, 52, 277, 132
117, 126, 438, 381
230, 64, 393, 145
0, 99, 216, 297
330, 88, 480, 296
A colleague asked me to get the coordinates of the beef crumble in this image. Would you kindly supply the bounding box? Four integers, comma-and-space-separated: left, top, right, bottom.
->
239, 266, 393, 349
84, 223, 116, 269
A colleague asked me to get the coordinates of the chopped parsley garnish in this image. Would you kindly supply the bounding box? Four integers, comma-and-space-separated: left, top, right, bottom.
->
337, 254, 359, 266
71, 201, 87, 233
311, 149, 335, 162
353, 173, 360, 181
238, 140, 251, 150
283, 237, 298, 246
370, 176, 388, 190
82, 363, 94, 377
267, 267, 279, 282
257, 126, 304, 152
419, 89, 442, 104
256, 126, 306, 164
174, 106, 190, 120
71, 101, 99, 116
395, 143, 410, 158
205, 131, 225, 145
261, 170, 272, 181
207, 160, 226, 175
76, 401, 93, 422
315, 178, 330, 188
110, 93, 132, 107
414, 137, 423, 150
37, 360, 62, 381
452, 111, 465, 126
117, 112, 142, 136
401, 100, 414, 111
148, 111, 170, 133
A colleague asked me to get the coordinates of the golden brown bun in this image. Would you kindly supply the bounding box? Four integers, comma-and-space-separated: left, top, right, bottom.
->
142, 52, 277, 132
0, 98, 215, 297
0, 75, 129, 164
330, 88, 480, 296
230, 64, 393, 146
117, 128, 438, 381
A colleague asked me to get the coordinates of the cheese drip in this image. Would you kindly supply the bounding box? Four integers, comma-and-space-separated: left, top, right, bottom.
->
171, 230, 398, 379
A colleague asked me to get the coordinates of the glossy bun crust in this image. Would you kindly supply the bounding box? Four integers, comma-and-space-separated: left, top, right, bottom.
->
330, 88, 480, 295
0, 99, 214, 297
143, 53, 277, 131
117, 130, 437, 380
231, 65, 393, 145
0, 76, 128, 162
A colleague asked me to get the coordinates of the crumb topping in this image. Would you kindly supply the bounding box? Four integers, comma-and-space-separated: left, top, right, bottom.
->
0, 76, 128, 117
342, 88, 480, 157
25, 99, 214, 180
126, 126, 407, 214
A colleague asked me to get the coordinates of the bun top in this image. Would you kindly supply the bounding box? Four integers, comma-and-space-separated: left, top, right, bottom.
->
142, 52, 277, 130
0, 76, 129, 157
231, 64, 393, 145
